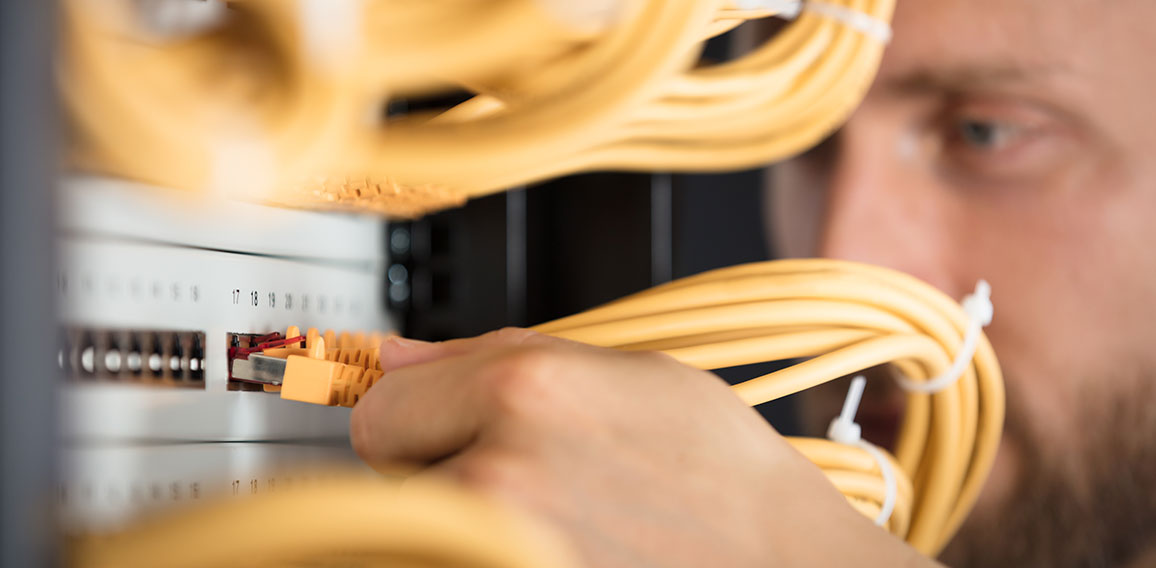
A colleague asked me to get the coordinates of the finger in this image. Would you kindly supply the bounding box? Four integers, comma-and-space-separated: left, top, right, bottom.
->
410, 448, 531, 502
352, 349, 493, 467
352, 342, 564, 467
378, 327, 566, 373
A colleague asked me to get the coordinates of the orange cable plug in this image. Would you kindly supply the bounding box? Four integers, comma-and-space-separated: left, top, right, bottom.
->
252, 326, 388, 407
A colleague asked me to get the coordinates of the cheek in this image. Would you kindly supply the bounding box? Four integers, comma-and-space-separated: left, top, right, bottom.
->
959, 219, 1095, 467
958, 170, 1156, 474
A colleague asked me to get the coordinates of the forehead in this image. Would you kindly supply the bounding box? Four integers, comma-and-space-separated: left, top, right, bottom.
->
877, 0, 1153, 88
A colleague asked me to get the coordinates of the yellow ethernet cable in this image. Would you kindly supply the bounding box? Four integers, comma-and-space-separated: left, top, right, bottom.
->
60, 0, 894, 216
71, 475, 585, 568
222, 258, 1002, 558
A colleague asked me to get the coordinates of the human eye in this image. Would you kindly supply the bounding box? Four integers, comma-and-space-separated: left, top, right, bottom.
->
935, 97, 1076, 187
952, 119, 1023, 152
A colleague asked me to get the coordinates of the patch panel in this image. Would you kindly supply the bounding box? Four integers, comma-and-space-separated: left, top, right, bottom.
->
57, 179, 394, 533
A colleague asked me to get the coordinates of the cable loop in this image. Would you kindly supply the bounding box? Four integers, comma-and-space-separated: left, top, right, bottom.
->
894, 280, 993, 394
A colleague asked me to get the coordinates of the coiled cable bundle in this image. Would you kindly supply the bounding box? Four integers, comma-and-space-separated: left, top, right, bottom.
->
61, 0, 894, 216
535, 258, 1002, 555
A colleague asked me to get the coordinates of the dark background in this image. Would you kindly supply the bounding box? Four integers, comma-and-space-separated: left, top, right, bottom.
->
385, 170, 800, 432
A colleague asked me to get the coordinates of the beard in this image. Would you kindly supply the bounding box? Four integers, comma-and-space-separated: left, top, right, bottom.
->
939, 372, 1156, 568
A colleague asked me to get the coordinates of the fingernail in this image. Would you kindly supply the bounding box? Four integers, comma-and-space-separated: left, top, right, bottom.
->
382, 336, 429, 350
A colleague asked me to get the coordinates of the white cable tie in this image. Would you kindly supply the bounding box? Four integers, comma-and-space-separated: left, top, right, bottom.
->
733, 0, 804, 19
803, 1, 893, 44
134, 0, 228, 41
895, 280, 993, 394
827, 375, 866, 445
856, 440, 897, 527
826, 376, 897, 527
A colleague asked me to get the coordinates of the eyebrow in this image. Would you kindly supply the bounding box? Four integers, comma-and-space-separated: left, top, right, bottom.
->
880, 63, 1069, 95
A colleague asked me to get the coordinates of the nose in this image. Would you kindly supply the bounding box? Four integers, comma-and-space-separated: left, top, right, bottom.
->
816, 116, 961, 297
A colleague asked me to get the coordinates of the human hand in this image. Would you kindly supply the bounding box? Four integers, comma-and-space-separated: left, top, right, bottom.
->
350, 328, 935, 568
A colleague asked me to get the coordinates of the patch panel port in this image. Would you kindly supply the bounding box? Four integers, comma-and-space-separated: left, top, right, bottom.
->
102, 332, 122, 376
145, 332, 163, 379
71, 328, 96, 380
124, 332, 144, 378
225, 331, 302, 392
166, 332, 183, 380
188, 334, 204, 382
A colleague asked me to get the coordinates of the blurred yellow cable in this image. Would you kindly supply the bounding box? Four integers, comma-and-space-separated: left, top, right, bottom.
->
60, 0, 894, 216
71, 476, 585, 568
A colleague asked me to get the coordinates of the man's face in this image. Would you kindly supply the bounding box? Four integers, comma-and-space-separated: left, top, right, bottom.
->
769, 0, 1156, 565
